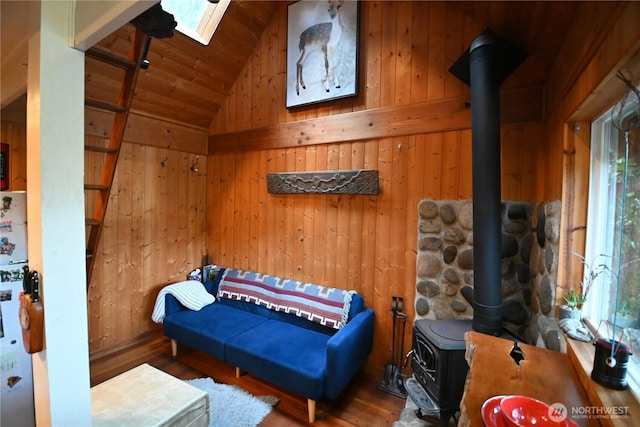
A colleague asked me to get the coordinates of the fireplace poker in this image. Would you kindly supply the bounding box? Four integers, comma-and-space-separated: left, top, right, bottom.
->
377, 295, 408, 397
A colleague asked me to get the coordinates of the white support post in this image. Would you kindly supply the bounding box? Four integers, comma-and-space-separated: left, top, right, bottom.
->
26, 1, 90, 425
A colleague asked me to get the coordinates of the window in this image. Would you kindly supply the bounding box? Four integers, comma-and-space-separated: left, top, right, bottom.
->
161, 0, 230, 45
584, 84, 640, 393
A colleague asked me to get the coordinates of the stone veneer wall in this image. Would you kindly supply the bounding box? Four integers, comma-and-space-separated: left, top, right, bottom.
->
415, 199, 564, 350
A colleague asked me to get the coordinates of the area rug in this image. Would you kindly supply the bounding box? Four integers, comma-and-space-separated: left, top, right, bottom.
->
185, 377, 279, 427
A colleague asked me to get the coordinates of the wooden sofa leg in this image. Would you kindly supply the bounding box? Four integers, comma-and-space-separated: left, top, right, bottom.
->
170, 339, 177, 357
235, 367, 242, 378
307, 399, 316, 423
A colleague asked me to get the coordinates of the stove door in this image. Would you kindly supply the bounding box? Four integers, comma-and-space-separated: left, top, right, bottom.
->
411, 333, 440, 401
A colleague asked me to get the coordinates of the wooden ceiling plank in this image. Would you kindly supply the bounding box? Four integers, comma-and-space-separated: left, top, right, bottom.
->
127, 22, 247, 90
231, 1, 281, 31
138, 67, 225, 105
142, 34, 245, 80
140, 48, 235, 95
131, 97, 215, 129
546, 2, 628, 115
215, 9, 262, 46
131, 83, 221, 115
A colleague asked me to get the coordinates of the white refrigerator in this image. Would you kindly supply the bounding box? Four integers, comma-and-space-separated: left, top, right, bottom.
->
0, 191, 35, 427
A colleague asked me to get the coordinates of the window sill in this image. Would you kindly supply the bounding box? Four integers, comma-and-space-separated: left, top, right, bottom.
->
566, 336, 640, 426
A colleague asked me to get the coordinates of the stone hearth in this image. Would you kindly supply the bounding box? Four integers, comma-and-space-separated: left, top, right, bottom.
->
393, 396, 451, 427
414, 199, 564, 349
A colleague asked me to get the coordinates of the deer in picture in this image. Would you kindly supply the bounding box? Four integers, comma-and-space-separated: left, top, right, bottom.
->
296, 0, 346, 96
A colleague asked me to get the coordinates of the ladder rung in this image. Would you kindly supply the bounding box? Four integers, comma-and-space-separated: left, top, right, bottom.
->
86, 47, 137, 70
85, 145, 119, 154
85, 98, 127, 113
84, 184, 109, 192
85, 27, 146, 288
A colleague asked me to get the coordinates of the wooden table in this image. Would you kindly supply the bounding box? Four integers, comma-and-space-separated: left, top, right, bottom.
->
91, 363, 209, 427
459, 331, 597, 426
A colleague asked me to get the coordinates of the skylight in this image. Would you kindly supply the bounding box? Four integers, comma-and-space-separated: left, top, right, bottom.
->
161, 0, 230, 45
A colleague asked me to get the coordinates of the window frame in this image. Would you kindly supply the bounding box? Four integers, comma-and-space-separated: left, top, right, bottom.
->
161, 0, 230, 46
583, 112, 618, 325
583, 88, 640, 397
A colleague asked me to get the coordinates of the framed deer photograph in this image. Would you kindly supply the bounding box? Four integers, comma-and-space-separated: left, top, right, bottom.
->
286, 0, 360, 109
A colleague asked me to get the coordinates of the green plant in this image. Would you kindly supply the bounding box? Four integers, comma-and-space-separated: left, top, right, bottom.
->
562, 252, 614, 309
617, 299, 633, 317
562, 289, 587, 310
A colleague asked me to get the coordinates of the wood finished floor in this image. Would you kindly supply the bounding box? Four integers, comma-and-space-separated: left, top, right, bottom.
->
89, 333, 408, 426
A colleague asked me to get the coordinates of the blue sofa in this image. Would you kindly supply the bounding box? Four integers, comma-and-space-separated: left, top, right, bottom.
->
161, 267, 375, 422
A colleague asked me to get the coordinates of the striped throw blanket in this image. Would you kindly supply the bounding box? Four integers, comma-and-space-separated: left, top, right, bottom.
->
151, 280, 215, 323
217, 268, 354, 330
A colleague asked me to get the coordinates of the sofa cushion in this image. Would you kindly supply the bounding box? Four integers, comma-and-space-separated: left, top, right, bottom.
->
225, 320, 330, 400
218, 268, 355, 329
163, 303, 268, 360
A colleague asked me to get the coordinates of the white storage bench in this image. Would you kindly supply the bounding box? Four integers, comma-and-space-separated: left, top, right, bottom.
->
91, 363, 209, 427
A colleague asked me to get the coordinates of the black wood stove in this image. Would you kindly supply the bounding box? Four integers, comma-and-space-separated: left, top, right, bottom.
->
405, 319, 472, 425
403, 28, 528, 426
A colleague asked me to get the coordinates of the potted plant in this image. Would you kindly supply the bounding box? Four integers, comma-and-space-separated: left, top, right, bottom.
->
559, 289, 587, 320
559, 252, 612, 320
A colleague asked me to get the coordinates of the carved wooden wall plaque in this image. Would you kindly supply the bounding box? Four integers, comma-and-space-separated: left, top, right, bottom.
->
267, 169, 379, 194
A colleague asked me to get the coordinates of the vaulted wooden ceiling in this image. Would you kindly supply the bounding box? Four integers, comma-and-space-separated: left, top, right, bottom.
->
86, 1, 280, 130
1, 1, 621, 131
88, 1, 590, 131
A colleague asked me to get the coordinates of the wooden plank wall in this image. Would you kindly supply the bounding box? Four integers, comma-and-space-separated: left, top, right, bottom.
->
1, 115, 209, 353
547, 3, 640, 304
206, 2, 548, 374
85, 112, 209, 352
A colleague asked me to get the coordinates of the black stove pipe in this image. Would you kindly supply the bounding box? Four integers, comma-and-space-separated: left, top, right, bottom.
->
469, 36, 503, 336
449, 30, 526, 336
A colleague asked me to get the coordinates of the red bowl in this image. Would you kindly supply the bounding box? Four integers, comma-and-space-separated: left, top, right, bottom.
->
499, 396, 566, 427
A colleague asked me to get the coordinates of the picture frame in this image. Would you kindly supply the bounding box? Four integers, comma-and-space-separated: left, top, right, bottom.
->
286, 0, 360, 109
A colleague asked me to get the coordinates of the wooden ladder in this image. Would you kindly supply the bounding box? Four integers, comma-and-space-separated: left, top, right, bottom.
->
84, 28, 147, 287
